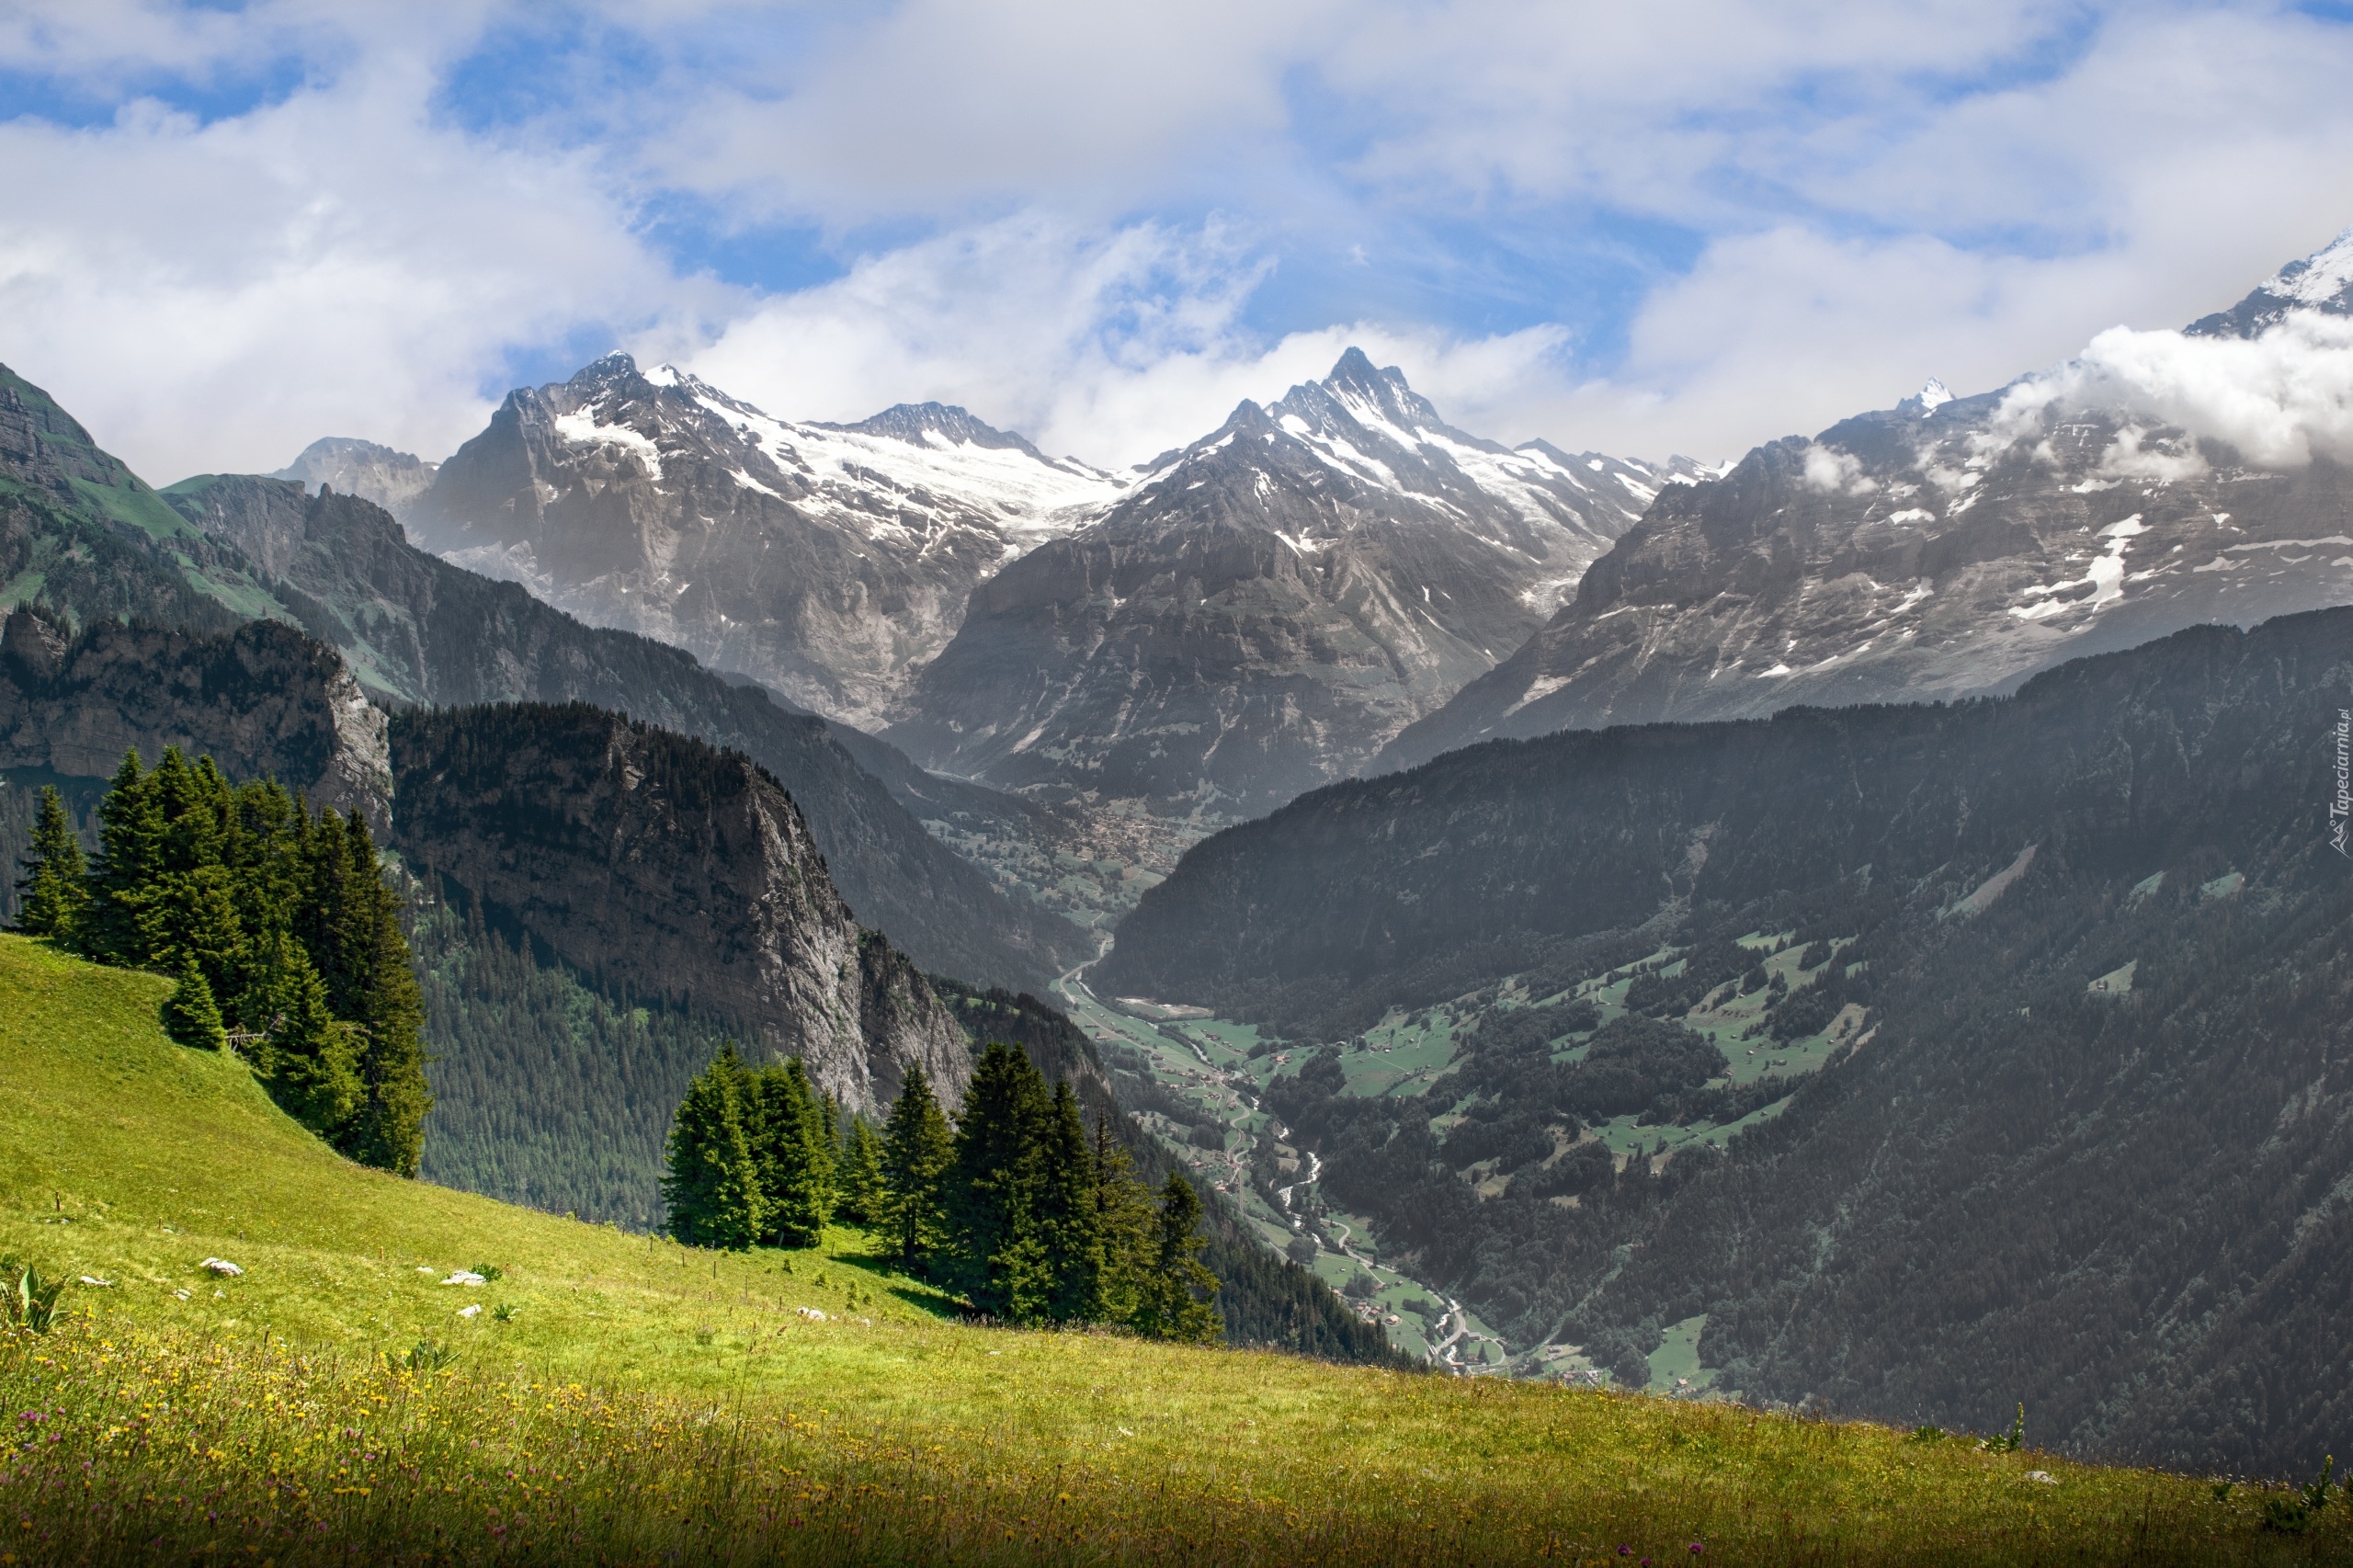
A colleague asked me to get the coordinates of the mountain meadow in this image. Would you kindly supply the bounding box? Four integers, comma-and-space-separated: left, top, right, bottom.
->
7, 933, 2351, 1565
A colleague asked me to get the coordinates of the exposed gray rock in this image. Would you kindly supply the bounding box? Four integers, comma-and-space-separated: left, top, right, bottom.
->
0, 608, 390, 821
391, 704, 971, 1113
273, 437, 439, 520
889, 349, 1696, 813
404, 355, 1128, 728
1381, 232, 2353, 772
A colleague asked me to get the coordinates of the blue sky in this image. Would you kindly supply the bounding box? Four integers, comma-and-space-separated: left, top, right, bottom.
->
2, 1, 2350, 481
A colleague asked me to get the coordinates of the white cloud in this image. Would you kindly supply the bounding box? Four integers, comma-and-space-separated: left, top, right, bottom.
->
2, 0, 2352, 488
672, 213, 1600, 467
1802, 445, 1874, 495
0, 54, 711, 482
1991, 311, 2353, 472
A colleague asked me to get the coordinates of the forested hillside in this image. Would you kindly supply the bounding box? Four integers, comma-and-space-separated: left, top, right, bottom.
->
1103, 607, 2353, 1469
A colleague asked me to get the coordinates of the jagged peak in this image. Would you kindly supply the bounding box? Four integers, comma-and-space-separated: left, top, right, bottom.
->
820, 402, 1045, 458
1324, 346, 1389, 389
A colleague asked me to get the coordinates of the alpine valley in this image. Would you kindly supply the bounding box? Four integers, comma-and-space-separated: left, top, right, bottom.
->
4, 218, 2353, 1508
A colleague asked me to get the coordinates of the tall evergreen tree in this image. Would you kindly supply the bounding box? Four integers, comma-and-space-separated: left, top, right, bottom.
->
661, 1044, 766, 1248
946, 1042, 1052, 1316
1133, 1173, 1222, 1343
835, 1114, 887, 1225
880, 1066, 954, 1271
745, 1057, 835, 1246
1034, 1080, 1106, 1323
12, 786, 87, 942
238, 929, 362, 1137
1088, 1118, 1159, 1325
83, 750, 162, 963
324, 812, 431, 1176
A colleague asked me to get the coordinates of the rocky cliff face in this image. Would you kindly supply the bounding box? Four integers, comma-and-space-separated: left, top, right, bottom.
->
890, 349, 1694, 814
0, 608, 390, 820
1382, 233, 2353, 771
391, 703, 972, 1113
404, 355, 1128, 727
160, 472, 1079, 993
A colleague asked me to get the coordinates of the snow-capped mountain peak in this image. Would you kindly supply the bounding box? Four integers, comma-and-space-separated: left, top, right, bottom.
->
889, 348, 1693, 812
408, 353, 1129, 725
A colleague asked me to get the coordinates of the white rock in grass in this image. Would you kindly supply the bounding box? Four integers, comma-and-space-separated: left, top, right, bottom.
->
2026, 1471, 2058, 1484
458, 1304, 483, 1318
441, 1270, 487, 1286
199, 1258, 244, 1276
796, 1307, 827, 1321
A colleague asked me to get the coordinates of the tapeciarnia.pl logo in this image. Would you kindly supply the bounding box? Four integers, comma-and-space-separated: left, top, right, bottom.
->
2332, 709, 2351, 857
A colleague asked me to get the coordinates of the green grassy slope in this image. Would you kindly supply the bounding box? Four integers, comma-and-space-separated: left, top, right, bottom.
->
2, 933, 2346, 1564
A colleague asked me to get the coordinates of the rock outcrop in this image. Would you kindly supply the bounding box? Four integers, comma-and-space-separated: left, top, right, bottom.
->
390, 702, 972, 1112
0, 608, 391, 820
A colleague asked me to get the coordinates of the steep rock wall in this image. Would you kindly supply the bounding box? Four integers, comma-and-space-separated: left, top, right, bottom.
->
390, 702, 971, 1113
0, 609, 390, 820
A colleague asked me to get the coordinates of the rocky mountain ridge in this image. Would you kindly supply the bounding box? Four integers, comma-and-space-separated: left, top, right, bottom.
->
1381, 229, 2353, 770
159, 471, 1078, 993
273, 437, 439, 517
404, 355, 1130, 727
889, 349, 1701, 813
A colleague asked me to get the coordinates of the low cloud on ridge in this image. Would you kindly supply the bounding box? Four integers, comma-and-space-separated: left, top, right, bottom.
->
1992, 304, 2353, 474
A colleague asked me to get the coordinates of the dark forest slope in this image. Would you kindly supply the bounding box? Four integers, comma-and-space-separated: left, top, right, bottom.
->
1103, 608, 2353, 1470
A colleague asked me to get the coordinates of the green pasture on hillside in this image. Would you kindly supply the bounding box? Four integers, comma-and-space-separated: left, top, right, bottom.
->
5, 934, 2347, 1564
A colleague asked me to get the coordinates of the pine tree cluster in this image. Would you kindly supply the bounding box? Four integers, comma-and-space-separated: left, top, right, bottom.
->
662, 1042, 1220, 1342
9, 751, 431, 1176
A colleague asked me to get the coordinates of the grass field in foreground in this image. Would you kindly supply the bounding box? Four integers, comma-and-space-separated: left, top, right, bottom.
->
3, 933, 2349, 1564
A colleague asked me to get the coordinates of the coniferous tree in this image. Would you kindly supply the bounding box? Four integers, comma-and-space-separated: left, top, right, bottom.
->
745, 1057, 835, 1246
1035, 1079, 1106, 1323
162, 957, 228, 1051
83, 750, 163, 963
662, 1044, 766, 1248
947, 1042, 1052, 1316
12, 786, 87, 942
880, 1066, 954, 1270
835, 1115, 887, 1225
324, 812, 432, 1176
1132, 1173, 1222, 1343
1088, 1117, 1159, 1324
239, 929, 362, 1137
